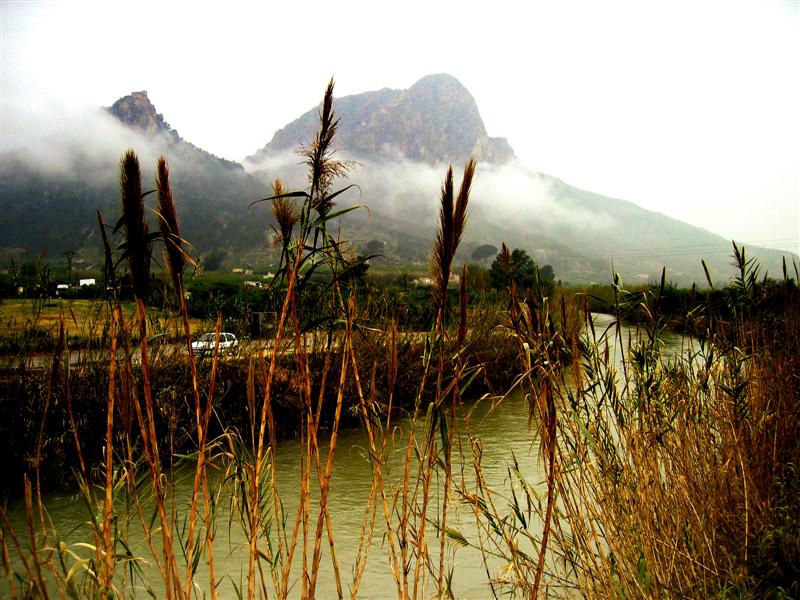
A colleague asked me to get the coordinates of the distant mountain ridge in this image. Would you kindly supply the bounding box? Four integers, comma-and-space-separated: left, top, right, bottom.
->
0, 77, 795, 285
249, 74, 515, 166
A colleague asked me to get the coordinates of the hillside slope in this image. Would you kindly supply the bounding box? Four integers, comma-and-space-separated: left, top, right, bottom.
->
1, 92, 269, 268
1, 81, 794, 285
248, 74, 514, 167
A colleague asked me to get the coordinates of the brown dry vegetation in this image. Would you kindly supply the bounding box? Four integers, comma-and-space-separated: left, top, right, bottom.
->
1, 81, 797, 600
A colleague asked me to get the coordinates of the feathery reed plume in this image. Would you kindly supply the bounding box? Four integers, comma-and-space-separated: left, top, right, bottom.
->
271, 178, 297, 243
432, 166, 454, 299
156, 155, 217, 598
120, 149, 183, 598
302, 78, 353, 214
452, 158, 474, 258
498, 242, 512, 269
119, 149, 151, 298
432, 159, 475, 312
156, 156, 185, 292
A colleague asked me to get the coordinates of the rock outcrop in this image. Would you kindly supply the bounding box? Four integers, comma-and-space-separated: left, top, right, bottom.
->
249, 74, 515, 166
107, 91, 180, 141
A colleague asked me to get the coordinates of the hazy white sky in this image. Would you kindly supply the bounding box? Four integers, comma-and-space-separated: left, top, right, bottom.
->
2, 0, 799, 254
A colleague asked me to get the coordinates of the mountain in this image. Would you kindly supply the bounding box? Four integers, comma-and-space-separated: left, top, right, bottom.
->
0, 92, 269, 269
1, 80, 795, 285
321, 161, 793, 286
245, 75, 793, 284
107, 91, 247, 173
108, 91, 180, 140
248, 74, 514, 166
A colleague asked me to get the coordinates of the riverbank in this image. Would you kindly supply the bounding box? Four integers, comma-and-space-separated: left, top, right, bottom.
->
0, 300, 551, 494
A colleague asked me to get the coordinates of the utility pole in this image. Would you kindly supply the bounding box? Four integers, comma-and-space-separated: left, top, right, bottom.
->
63, 250, 76, 283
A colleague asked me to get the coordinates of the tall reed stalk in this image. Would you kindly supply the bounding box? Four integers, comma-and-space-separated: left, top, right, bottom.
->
242, 78, 363, 599
121, 149, 186, 600
155, 156, 222, 600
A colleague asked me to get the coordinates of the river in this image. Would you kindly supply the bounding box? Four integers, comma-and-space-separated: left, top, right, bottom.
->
2, 314, 691, 598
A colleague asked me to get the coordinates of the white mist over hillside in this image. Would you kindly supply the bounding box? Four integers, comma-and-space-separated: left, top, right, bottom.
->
244, 151, 616, 240
1, 101, 199, 189
1, 100, 244, 192
3, 2, 797, 254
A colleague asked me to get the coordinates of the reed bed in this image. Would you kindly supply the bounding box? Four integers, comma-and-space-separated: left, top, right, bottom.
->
1, 79, 796, 600
477, 265, 799, 599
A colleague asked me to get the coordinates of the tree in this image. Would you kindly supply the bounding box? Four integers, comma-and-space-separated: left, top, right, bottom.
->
539, 264, 555, 286
489, 244, 556, 295
510, 248, 536, 289
471, 244, 498, 266
362, 239, 385, 256
342, 255, 370, 284
489, 244, 515, 289
201, 251, 226, 272
62, 250, 77, 282
539, 264, 556, 294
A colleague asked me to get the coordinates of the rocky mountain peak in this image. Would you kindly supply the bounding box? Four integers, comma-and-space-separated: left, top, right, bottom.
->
107, 91, 179, 140
405, 73, 478, 113
249, 74, 515, 166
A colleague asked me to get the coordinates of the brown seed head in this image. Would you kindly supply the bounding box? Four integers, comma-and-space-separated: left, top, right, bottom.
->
432, 160, 475, 312
271, 178, 297, 243
120, 149, 151, 298
302, 78, 353, 214
156, 156, 185, 292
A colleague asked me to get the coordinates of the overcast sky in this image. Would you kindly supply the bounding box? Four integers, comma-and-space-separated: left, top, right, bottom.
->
2, 0, 798, 254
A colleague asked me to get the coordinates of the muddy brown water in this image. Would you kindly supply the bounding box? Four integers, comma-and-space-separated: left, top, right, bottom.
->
3, 314, 691, 598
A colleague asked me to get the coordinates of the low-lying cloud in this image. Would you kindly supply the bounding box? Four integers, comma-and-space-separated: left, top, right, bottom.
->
2, 98, 204, 187
3, 100, 617, 264
244, 150, 617, 239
